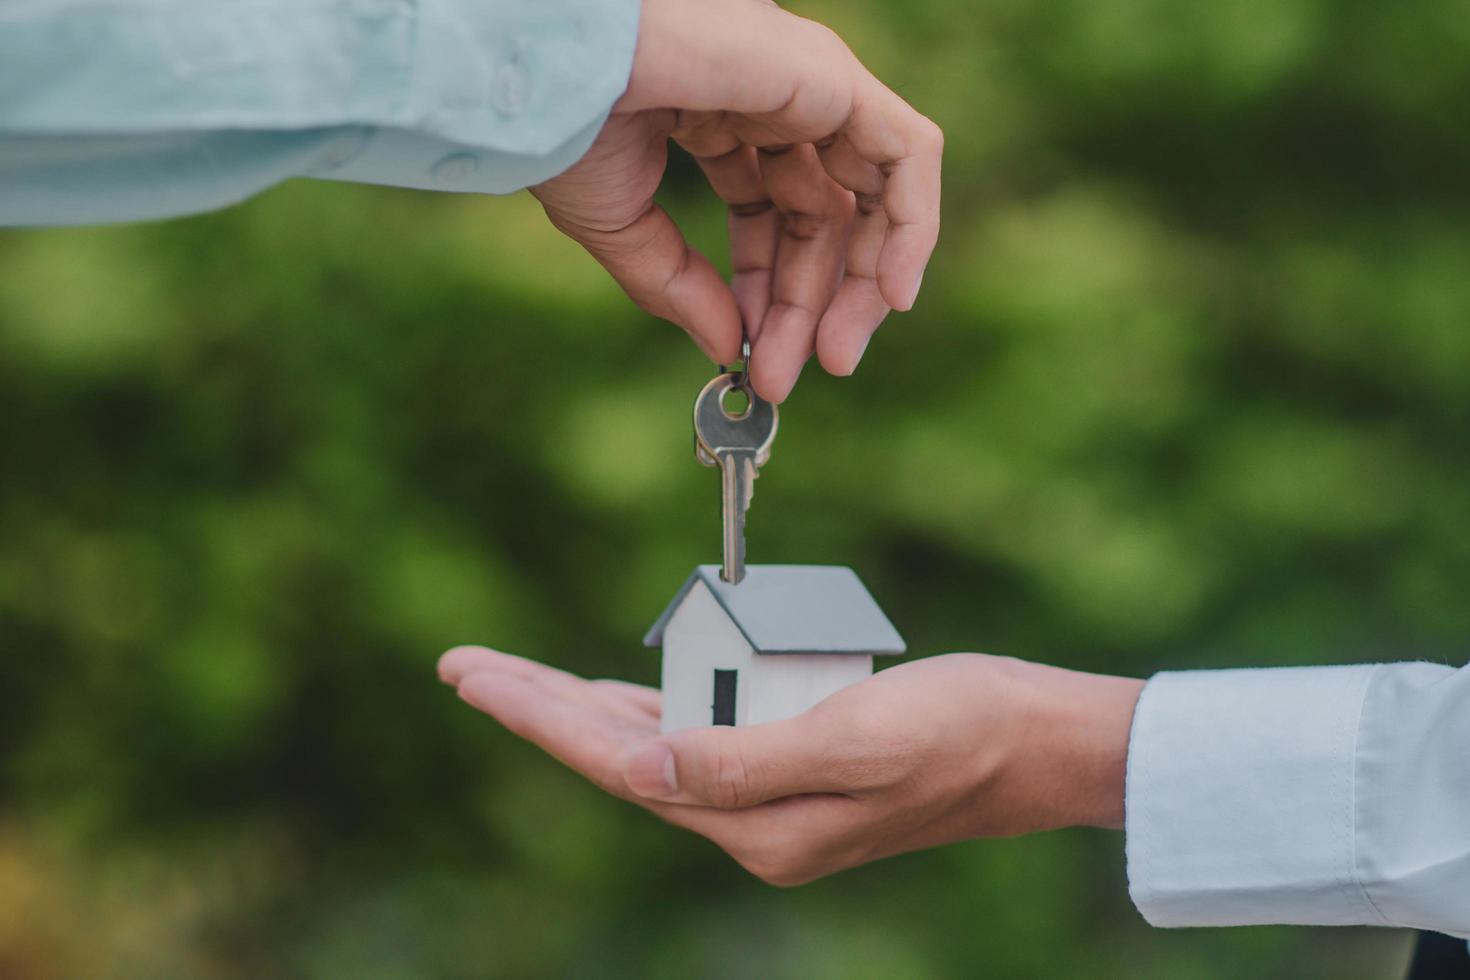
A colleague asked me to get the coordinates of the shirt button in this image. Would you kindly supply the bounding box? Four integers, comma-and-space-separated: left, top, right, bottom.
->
492, 62, 529, 117
430, 152, 480, 186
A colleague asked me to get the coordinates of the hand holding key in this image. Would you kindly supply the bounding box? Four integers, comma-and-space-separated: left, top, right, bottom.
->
694, 366, 778, 584
532, 0, 943, 403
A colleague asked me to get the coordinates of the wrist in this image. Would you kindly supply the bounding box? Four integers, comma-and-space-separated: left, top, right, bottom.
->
621, 0, 731, 113
620, 0, 802, 114
1006, 659, 1144, 832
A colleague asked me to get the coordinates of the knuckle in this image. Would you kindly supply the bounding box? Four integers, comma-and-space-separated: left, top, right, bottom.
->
786, 18, 858, 112
709, 744, 762, 808
781, 210, 835, 242
854, 191, 884, 216
838, 743, 904, 790
729, 199, 775, 219
917, 118, 945, 156
802, 19, 850, 62
809, 705, 910, 790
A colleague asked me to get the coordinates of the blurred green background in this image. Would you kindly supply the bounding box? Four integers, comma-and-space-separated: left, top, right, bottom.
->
2, 0, 1467, 976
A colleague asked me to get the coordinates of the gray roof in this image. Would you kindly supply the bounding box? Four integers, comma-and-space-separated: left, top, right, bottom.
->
643, 565, 906, 656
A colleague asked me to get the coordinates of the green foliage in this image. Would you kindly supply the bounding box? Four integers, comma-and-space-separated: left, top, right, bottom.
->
1, 0, 1464, 975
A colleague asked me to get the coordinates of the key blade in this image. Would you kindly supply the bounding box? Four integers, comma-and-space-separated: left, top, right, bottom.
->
718, 449, 754, 584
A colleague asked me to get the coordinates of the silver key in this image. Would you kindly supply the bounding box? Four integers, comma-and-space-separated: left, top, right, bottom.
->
693, 372, 778, 584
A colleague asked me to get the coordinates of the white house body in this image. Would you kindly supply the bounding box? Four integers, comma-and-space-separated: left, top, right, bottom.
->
645, 565, 906, 734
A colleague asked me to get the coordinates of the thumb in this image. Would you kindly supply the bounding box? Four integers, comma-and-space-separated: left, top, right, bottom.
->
622, 715, 844, 808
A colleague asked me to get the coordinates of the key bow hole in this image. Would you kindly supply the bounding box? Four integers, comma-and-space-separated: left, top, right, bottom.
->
721, 383, 753, 420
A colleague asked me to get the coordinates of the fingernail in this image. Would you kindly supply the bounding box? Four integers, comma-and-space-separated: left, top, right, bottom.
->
625, 742, 677, 798
843, 336, 871, 376
899, 270, 924, 311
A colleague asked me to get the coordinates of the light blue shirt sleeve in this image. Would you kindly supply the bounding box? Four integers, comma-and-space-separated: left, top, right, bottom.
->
0, 0, 640, 226
1125, 661, 1470, 941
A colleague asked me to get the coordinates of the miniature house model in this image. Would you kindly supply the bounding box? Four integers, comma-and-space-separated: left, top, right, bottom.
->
645, 565, 906, 733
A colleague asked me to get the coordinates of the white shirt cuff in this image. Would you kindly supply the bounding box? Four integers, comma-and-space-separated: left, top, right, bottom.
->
1125, 664, 1389, 928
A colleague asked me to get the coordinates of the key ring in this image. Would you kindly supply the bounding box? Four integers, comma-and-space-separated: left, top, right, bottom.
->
723, 335, 752, 389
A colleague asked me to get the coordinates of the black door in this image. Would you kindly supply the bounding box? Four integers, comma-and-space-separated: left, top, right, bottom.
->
712, 669, 737, 726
